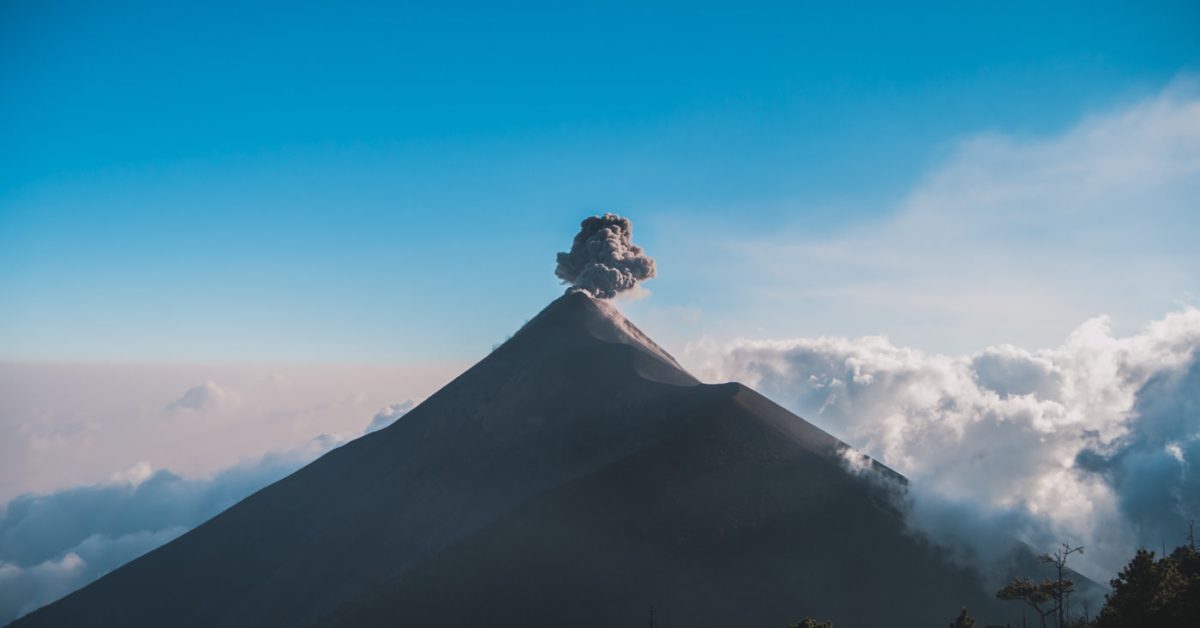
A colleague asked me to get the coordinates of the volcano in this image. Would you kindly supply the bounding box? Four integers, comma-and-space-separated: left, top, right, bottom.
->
12, 292, 1020, 627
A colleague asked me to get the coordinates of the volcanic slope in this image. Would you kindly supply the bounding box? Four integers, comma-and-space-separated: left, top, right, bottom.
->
13, 292, 1018, 628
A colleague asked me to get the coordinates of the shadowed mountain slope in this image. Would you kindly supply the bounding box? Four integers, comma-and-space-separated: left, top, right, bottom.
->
13, 292, 1025, 627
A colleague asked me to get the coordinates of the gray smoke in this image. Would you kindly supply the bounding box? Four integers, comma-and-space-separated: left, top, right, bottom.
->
555, 213, 656, 299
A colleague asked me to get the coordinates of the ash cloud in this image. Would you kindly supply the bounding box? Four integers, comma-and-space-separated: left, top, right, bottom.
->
555, 213, 655, 299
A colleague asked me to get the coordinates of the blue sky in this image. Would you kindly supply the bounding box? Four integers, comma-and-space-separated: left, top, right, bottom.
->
2, 0, 1199, 362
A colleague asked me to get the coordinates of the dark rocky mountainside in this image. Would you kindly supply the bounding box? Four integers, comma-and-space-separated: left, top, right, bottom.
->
12, 292, 1022, 627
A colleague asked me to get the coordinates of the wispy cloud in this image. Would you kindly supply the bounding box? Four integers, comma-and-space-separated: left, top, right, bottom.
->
651, 78, 1200, 354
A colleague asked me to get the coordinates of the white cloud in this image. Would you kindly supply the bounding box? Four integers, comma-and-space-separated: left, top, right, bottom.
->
0, 387, 437, 624
107, 461, 154, 486
364, 399, 420, 434
0, 552, 87, 621
0, 429, 353, 624
0, 362, 463, 505
690, 307, 1200, 582
165, 381, 237, 413
651, 78, 1200, 355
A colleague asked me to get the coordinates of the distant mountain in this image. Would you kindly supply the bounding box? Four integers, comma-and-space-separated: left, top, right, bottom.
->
12, 292, 1043, 627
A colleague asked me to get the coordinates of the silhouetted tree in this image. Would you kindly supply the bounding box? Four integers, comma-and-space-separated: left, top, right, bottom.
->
988, 535, 1200, 628
788, 618, 832, 628
1094, 544, 1200, 628
996, 542, 1082, 627
997, 576, 1055, 628
1040, 543, 1083, 627
948, 607, 975, 628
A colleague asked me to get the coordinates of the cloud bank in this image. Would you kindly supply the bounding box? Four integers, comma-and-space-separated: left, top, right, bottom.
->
0, 363, 458, 505
692, 308, 1200, 581
0, 400, 419, 624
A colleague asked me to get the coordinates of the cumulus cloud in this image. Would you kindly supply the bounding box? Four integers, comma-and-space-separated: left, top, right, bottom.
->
555, 213, 656, 299
692, 308, 1200, 582
0, 432, 345, 624
165, 381, 237, 412
364, 399, 420, 434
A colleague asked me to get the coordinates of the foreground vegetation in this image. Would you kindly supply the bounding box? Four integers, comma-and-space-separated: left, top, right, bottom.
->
788, 535, 1200, 628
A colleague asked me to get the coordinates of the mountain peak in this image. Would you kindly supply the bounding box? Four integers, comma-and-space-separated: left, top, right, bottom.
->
501, 291, 696, 386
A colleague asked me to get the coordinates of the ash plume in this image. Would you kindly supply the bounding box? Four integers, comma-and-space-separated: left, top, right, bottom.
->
555, 213, 656, 299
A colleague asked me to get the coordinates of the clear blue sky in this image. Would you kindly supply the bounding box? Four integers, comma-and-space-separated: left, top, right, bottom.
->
2, 0, 1198, 362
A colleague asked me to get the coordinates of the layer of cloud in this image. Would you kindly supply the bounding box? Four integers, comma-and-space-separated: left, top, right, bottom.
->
691, 308, 1200, 582
0, 529, 185, 623
0, 398, 419, 624
0, 363, 460, 504
0, 439, 327, 624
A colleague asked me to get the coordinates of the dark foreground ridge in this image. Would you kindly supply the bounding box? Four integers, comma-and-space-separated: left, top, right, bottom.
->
13, 293, 1031, 627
